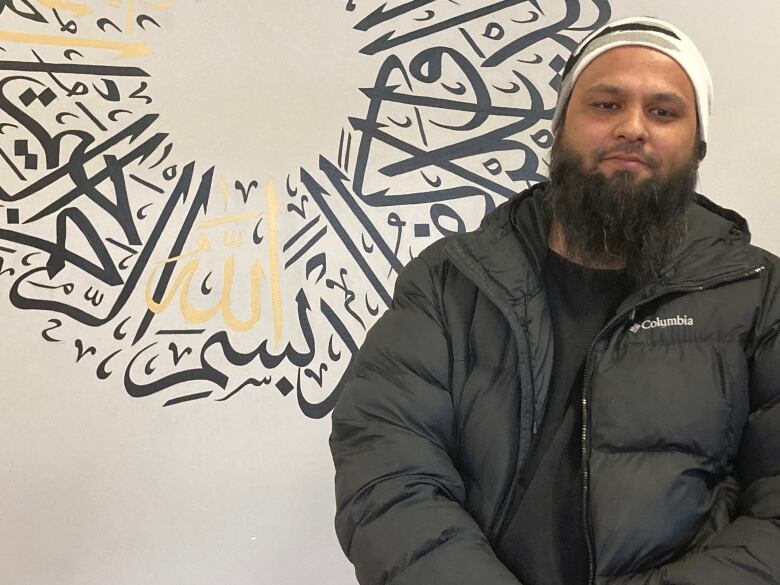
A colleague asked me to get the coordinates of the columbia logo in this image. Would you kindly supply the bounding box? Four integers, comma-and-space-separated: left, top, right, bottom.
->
630, 315, 694, 334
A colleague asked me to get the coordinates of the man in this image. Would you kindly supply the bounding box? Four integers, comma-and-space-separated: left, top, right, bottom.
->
330, 16, 780, 585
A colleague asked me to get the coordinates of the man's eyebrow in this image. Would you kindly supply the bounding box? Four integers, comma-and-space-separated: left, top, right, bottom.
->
584, 84, 688, 108
650, 92, 688, 108
584, 83, 625, 96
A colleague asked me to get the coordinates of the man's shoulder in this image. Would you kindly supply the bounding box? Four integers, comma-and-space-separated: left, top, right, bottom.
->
749, 242, 780, 266
413, 186, 545, 271
748, 242, 780, 293
685, 194, 777, 271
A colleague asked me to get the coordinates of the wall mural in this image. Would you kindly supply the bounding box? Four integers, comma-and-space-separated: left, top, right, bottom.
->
0, 0, 611, 416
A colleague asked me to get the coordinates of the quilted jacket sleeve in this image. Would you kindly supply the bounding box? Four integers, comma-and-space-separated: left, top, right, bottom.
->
652, 260, 780, 585
330, 254, 521, 585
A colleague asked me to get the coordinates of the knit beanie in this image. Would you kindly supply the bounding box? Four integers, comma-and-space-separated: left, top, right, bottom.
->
552, 16, 714, 144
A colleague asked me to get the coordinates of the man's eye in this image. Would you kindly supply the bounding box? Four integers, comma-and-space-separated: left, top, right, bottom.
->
652, 108, 678, 118
593, 102, 618, 110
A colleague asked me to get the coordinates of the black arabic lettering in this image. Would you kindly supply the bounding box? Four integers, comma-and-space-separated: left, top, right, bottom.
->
0, 255, 15, 277
482, 0, 610, 67
134, 165, 214, 341
84, 286, 104, 306
296, 298, 360, 419
136, 14, 161, 30
52, 8, 77, 34
97, 349, 122, 380
75, 338, 96, 362
326, 268, 365, 329
0, 76, 69, 171
96, 18, 122, 33
302, 162, 394, 306
124, 288, 318, 400
354, 0, 435, 31
41, 318, 62, 342
359, 0, 529, 55
124, 341, 225, 399
0, 0, 47, 23
235, 179, 258, 203
350, 52, 548, 205
215, 376, 273, 402
5, 162, 211, 329
113, 315, 130, 340
168, 342, 192, 366
431, 203, 465, 236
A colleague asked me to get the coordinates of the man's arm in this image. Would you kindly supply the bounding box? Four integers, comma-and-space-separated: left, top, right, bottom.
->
330, 255, 521, 585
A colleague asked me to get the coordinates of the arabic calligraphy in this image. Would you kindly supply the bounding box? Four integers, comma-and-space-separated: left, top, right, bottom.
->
0, 0, 611, 417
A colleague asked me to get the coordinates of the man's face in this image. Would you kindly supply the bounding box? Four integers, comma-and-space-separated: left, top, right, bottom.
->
558, 46, 699, 181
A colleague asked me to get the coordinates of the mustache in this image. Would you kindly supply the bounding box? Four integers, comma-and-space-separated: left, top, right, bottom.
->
593, 145, 661, 169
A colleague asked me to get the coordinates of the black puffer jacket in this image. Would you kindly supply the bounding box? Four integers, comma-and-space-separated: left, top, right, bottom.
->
330, 184, 780, 585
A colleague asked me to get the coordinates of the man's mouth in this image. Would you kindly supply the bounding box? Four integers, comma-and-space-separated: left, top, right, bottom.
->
601, 154, 652, 171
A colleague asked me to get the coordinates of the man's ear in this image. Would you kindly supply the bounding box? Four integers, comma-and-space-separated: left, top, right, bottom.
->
697, 140, 707, 161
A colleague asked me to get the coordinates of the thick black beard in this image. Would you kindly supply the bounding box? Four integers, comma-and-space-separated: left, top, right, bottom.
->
546, 139, 699, 285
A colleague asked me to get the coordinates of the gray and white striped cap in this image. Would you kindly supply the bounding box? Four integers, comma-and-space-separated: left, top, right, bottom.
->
552, 16, 714, 143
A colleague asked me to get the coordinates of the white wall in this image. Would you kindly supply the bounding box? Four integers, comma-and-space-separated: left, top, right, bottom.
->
0, 2, 777, 584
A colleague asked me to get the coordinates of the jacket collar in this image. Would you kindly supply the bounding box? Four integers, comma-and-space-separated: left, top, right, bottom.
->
442, 184, 547, 309
442, 183, 763, 309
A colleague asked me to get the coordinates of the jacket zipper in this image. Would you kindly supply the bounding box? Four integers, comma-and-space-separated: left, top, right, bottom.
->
580, 264, 765, 585
490, 303, 538, 543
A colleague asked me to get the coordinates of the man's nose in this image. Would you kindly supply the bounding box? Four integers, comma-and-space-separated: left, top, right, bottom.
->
613, 105, 649, 143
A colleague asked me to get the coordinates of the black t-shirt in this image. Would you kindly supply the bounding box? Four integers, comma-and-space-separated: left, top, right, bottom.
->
495, 250, 629, 585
